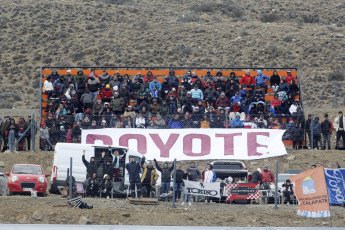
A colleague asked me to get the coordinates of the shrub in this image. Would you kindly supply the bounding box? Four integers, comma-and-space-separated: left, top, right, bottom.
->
180, 12, 199, 23
260, 12, 279, 23
302, 13, 319, 23
329, 69, 344, 81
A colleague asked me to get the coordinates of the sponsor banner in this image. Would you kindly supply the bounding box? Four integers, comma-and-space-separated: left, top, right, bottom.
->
290, 167, 331, 218
81, 128, 287, 161
183, 180, 221, 198
324, 168, 345, 205
226, 183, 260, 200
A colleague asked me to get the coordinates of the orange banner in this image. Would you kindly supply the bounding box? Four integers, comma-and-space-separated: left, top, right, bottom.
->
290, 166, 330, 218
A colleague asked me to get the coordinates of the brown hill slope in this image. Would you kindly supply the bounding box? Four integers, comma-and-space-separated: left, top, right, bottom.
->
0, 0, 344, 110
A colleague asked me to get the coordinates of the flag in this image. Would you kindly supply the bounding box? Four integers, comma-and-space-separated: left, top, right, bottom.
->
290, 166, 330, 218
324, 168, 345, 205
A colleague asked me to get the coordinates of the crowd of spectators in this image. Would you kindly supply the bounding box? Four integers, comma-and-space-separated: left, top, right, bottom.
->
41, 69, 307, 148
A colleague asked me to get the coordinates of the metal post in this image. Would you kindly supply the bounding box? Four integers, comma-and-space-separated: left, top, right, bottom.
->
310, 114, 314, 150
334, 81, 337, 108
39, 67, 43, 125
274, 160, 278, 210
32, 114, 36, 152
172, 158, 177, 208
225, 112, 228, 128
69, 157, 73, 200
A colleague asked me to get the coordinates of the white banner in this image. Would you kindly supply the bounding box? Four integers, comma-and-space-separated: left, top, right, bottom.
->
81, 128, 287, 161
183, 180, 221, 198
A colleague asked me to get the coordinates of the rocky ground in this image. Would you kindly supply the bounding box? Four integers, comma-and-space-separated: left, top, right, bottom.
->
0, 0, 344, 110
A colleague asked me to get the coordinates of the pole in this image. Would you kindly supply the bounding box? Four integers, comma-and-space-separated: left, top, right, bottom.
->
172, 158, 177, 208
69, 157, 73, 200
334, 81, 337, 108
32, 114, 36, 152
310, 114, 313, 150
274, 160, 278, 210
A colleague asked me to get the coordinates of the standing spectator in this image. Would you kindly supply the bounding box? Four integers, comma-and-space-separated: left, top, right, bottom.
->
87, 73, 100, 104
110, 150, 124, 182
80, 90, 93, 110
276, 101, 290, 124
181, 169, 193, 206
190, 85, 204, 103
87, 69, 99, 81
82, 150, 99, 179
39, 123, 49, 151
99, 70, 110, 89
285, 71, 296, 84
43, 76, 54, 99
174, 163, 185, 202
154, 159, 174, 201
74, 69, 87, 84
289, 100, 302, 121
203, 164, 216, 203
99, 84, 113, 104
240, 70, 255, 91
166, 70, 179, 88
111, 92, 125, 115
282, 179, 294, 205
270, 70, 281, 94
289, 80, 299, 100
204, 84, 217, 107
187, 162, 201, 182
250, 168, 262, 183
126, 156, 142, 198
76, 77, 87, 102
305, 114, 312, 148
321, 114, 333, 150
168, 114, 182, 129
255, 70, 269, 93
312, 117, 322, 150
334, 111, 345, 150
140, 156, 159, 198
261, 165, 275, 202
8, 119, 19, 152
1, 117, 10, 152
291, 122, 304, 150
85, 173, 99, 198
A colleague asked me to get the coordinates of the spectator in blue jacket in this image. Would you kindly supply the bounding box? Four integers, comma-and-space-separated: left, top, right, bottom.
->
53, 76, 66, 97
149, 77, 162, 91
190, 85, 203, 103
231, 114, 244, 128
230, 92, 242, 105
278, 79, 290, 95
168, 114, 182, 129
182, 71, 192, 83
255, 70, 269, 93
204, 70, 214, 82
253, 86, 265, 102
166, 70, 180, 88
239, 85, 250, 98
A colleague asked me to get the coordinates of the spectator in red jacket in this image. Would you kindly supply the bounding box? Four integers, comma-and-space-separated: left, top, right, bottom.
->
271, 94, 282, 107
285, 71, 296, 84
100, 84, 113, 103
240, 70, 255, 91
144, 71, 155, 84
261, 165, 275, 186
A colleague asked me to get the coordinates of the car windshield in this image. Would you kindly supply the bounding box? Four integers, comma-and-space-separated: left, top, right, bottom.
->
278, 175, 292, 183
12, 165, 43, 175
213, 163, 243, 170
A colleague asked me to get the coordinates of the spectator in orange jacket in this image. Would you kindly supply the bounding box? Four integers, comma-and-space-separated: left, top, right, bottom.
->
100, 84, 113, 103
240, 70, 255, 91
285, 71, 296, 84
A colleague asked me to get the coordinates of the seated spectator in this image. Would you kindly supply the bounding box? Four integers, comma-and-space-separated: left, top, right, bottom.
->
80, 90, 93, 110
270, 70, 280, 94
155, 114, 167, 128
241, 102, 249, 115
168, 114, 182, 129
150, 85, 160, 102
136, 72, 144, 84
203, 78, 215, 90
43, 76, 54, 99
166, 70, 180, 88
149, 77, 162, 91
196, 100, 206, 114
255, 70, 269, 93
204, 84, 217, 107
215, 71, 225, 82
182, 113, 194, 128
190, 72, 199, 83
144, 71, 155, 85
45, 101, 56, 114
230, 102, 245, 121
270, 119, 281, 129
130, 77, 142, 100
231, 114, 244, 128
243, 115, 255, 129
135, 113, 145, 128
72, 123, 82, 142
257, 103, 265, 114
289, 100, 302, 121
146, 120, 158, 129
271, 94, 281, 108
253, 86, 265, 102
114, 71, 123, 83
145, 114, 154, 128
278, 79, 290, 96
211, 114, 225, 128
124, 105, 136, 118
89, 120, 99, 129
119, 84, 130, 106
92, 100, 103, 115
276, 101, 290, 123
192, 107, 204, 127
56, 104, 67, 115
65, 84, 76, 100
109, 114, 121, 127
161, 78, 171, 98
99, 84, 113, 103
214, 79, 226, 93
204, 70, 214, 82
257, 115, 267, 128
285, 71, 296, 84
193, 79, 204, 91
167, 93, 178, 114
99, 70, 110, 89
263, 101, 275, 116
140, 105, 149, 118
53, 75, 66, 97
109, 75, 121, 90
100, 120, 107, 129
225, 84, 237, 99
230, 92, 242, 105
123, 115, 134, 128
243, 91, 254, 106
205, 105, 216, 120
122, 74, 132, 86
181, 78, 192, 91
110, 92, 125, 115
150, 99, 161, 116
178, 85, 187, 102
216, 92, 230, 113
240, 70, 255, 91
137, 85, 149, 104
282, 179, 294, 205
182, 70, 192, 83
289, 80, 299, 100
159, 100, 170, 118
60, 126, 67, 142
239, 85, 249, 98
226, 78, 239, 93
228, 71, 240, 85
85, 173, 99, 198
74, 69, 87, 84
200, 115, 210, 128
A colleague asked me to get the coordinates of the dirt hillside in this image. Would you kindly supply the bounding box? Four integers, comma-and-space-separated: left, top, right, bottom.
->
0, 0, 344, 110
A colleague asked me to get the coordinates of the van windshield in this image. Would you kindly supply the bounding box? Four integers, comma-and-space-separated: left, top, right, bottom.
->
129, 155, 141, 164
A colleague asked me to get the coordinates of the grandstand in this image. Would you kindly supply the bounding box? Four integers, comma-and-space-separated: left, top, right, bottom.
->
39, 67, 304, 148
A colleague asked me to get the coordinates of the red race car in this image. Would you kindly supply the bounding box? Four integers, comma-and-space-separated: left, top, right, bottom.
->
6, 164, 50, 197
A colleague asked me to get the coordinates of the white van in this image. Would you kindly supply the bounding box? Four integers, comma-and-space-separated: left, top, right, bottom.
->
49, 143, 155, 195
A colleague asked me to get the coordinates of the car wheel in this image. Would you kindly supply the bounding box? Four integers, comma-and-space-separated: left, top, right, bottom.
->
8, 191, 13, 196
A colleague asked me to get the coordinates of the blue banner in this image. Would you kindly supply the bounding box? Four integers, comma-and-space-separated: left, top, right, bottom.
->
324, 168, 345, 205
